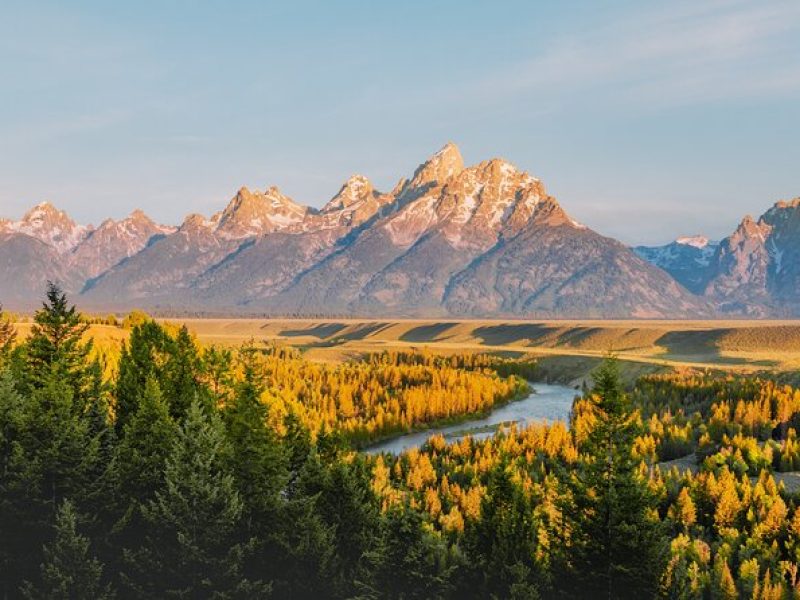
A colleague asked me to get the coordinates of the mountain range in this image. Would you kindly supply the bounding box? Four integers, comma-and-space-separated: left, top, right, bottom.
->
0, 143, 796, 318
636, 199, 800, 317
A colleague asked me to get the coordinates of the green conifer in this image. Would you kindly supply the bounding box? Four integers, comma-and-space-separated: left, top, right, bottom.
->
558, 357, 668, 599
21, 499, 113, 600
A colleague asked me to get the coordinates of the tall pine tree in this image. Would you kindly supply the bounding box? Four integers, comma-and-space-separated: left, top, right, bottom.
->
160, 326, 208, 419
294, 453, 382, 598
124, 398, 265, 598
223, 348, 288, 586
114, 320, 171, 433
371, 504, 453, 600
16, 283, 96, 407
108, 376, 177, 556
0, 369, 24, 598
558, 357, 668, 598
20, 499, 114, 600
460, 466, 548, 598
0, 373, 100, 595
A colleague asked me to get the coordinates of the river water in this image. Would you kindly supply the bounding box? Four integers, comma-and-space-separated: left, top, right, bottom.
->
364, 383, 579, 455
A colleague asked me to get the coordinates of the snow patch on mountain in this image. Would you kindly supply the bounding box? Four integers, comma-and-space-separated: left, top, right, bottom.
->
4, 202, 92, 253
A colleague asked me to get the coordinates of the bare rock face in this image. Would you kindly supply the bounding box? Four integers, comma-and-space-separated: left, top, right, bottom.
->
70, 210, 176, 279
703, 199, 800, 316
313, 175, 393, 228
0, 203, 174, 306
444, 215, 710, 318
0, 233, 82, 308
405, 142, 464, 193
212, 186, 307, 239
80, 213, 243, 306
322, 175, 376, 212
703, 215, 773, 315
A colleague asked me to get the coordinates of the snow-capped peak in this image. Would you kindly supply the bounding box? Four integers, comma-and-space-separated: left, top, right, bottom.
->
675, 235, 710, 249
407, 142, 465, 190
212, 185, 307, 239
322, 174, 375, 213
9, 201, 91, 252
181, 213, 215, 231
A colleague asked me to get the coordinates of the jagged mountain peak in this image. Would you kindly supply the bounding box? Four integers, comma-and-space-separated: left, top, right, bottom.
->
322, 174, 377, 213
124, 209, 174, 233
407, 142, 464, 190
762, 198, 800, 226
9, 146, 793, 318
213, 185, 307, 239
773, 197, 800, 210
11, 201, 91, 252
675, 235, 711, 248
21, 201, 74, 227
95, 209, 173, 235
128, 208, 150, 221
733, 214, 770, 239
69, 208, 177, 279
181, 213, 214, 231
383, 153, 577, 251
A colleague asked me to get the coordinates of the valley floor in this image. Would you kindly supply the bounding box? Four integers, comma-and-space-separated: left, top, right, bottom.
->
16, 316, 800, 375
164, 317, 800, 373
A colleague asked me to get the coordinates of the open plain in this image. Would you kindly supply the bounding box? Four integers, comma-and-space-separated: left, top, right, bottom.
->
12, 317, 795, 384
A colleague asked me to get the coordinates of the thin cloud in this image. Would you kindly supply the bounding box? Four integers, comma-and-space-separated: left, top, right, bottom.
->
458, 0, 800, 111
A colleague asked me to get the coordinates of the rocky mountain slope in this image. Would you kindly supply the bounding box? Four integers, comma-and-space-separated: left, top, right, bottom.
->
634, 236, 719, 294
5, 143, 793, 317
0, 203, 175, 304
0, 232, 82, 306
636, 199, 800, 316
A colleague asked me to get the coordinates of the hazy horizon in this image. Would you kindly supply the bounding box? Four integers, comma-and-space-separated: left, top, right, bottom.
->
2, 0, 799, 245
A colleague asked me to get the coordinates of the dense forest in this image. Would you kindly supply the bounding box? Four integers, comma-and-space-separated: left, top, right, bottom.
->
2, 285, 800, 598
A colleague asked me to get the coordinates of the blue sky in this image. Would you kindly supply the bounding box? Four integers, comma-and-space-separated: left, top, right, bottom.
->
1, 0, 798, 244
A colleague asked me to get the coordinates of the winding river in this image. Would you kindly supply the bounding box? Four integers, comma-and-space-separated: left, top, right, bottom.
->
365, 383, 579, 455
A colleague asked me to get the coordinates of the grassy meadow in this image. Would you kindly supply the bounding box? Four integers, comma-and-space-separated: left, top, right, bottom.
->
16, 317, 800, 383
174, 318, 800, 371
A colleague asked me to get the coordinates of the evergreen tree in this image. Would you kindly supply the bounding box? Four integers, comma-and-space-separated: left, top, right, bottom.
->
80, 388, 118, 550
460, 466, 546, 599
0, 369, 24, 598
109, 377, 177, 541
124, 398, 263, 598
203, 345, 235, 405
558, 357, 668, 598
0, 372, 100, 594
116, 322, 208, 431
160, 326, 208, 419
223, 352, 288, 585
18, 283, 95, 403
20, 499, 113, 600
284, 412, 313, 479
114, 320, 172, 433
271, 484, 335, 599
371, 505, 453, 599
294, 453, 382, 598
